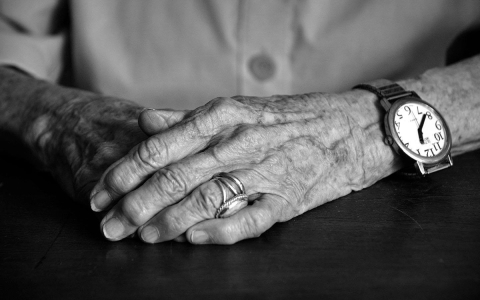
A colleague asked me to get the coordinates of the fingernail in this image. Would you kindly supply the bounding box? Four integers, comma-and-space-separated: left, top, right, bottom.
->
141, 108, 157, 112
90, 188, 98, 200
90, 200, 100, 212
90, 190, 111, 212
102, 217, 124, 241
191, 230, 209, 244
140, 226, 159, 243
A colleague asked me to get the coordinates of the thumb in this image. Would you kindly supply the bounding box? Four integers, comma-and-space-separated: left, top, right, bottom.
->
138, 108, 188, 135
186, 195, 282, 245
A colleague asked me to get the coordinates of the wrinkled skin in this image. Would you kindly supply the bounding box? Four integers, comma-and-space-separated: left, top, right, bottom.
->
0, 66, 181, 203
91, 91, 401, 244
4, 55, 480, 245
37, 101, 185, 202
42, 98, 148, 201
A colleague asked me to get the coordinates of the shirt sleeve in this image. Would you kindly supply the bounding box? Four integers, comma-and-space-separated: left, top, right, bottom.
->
0, 0, 68, 82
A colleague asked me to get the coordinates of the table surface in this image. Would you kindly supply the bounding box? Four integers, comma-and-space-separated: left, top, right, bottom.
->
1, 149, 479, 300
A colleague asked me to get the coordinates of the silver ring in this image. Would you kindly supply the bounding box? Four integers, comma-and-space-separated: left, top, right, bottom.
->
211, 172, 248, 218
217, 172, 245, 194
212, 178, 228, 204
215, 194, 248, 218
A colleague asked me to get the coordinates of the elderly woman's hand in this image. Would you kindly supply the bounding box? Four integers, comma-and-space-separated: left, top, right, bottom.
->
90, 91, 401, 244
0, 65, 189, 204
45, 100, 186, 202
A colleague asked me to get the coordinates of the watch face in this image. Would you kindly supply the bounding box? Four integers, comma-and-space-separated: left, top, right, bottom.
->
392, 101, 448, 159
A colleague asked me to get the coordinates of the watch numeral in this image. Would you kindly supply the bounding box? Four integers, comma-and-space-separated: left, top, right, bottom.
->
417, 106, 422, 115
434, 132, 444, 141
395, 121, 400, 130
426, 111, 433, 120
433, 142, 442, 151
424, 148, 434, 157
404, 106, 412, 115
416, 149, 421, 155
396, 111, 403, 119
435, 120, 442, 130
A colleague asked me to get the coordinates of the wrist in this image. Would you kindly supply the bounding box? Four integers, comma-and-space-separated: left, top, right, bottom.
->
340, 89, 404, 187
353, 79, 455, 176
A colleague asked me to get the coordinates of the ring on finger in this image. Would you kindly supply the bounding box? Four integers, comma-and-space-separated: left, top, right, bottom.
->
213, 177, 239, 203
211, 172, 248, 218
215, 194, 248, 218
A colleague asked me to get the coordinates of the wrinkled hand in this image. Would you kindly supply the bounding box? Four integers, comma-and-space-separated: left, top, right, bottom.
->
0, 66, 168, 203
33, 95, 185, 202
90, 91, 399, 244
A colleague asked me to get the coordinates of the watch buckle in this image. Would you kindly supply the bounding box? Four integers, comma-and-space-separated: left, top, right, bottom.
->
415, 155, 453, 176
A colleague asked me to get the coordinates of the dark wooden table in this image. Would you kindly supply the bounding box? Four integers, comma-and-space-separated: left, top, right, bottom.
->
1, 150, 479, 299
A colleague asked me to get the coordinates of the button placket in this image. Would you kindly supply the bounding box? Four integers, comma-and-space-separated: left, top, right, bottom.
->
237, 0, 294, 96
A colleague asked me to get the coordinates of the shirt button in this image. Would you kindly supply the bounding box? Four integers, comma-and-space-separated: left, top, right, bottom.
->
248, 54, 276, 81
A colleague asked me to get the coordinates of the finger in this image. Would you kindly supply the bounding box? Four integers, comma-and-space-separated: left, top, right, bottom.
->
90, 97, 247, 211
89, 157, 127, 212
173, 234, 187, 243
186, 195, 282, 245
99, 152, 222, 241
136, 170, 267, 243
90, 109, 187, 210
90, 122, 210, 211
99, 123, 296, 241
138, 109, 188, 136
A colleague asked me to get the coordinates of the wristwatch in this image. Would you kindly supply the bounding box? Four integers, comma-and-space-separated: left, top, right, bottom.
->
354, 80, 453, 176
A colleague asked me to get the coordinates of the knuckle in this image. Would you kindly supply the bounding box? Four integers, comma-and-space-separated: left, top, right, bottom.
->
161, 212, 187, 236
261, 153, 288, 175
234, 125, 262, 147
104, 166, 132, 196
214, 125, 263, 161
213, 98, 243, 122
120, 197, 147, 227
135, 137, 165, 170
192, 97, 238, 134
193, 183, 221, 217
209, 97, 237, 114
153, 167, 189, 199
240, 211, 268, 239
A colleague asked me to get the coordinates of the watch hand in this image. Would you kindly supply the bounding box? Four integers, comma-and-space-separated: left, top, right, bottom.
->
418, 114, 427, 144
411, 111, 420, 127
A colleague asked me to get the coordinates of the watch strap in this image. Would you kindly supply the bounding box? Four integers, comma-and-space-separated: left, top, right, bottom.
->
353, 82, 414, 110
418, 154, 453, 175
